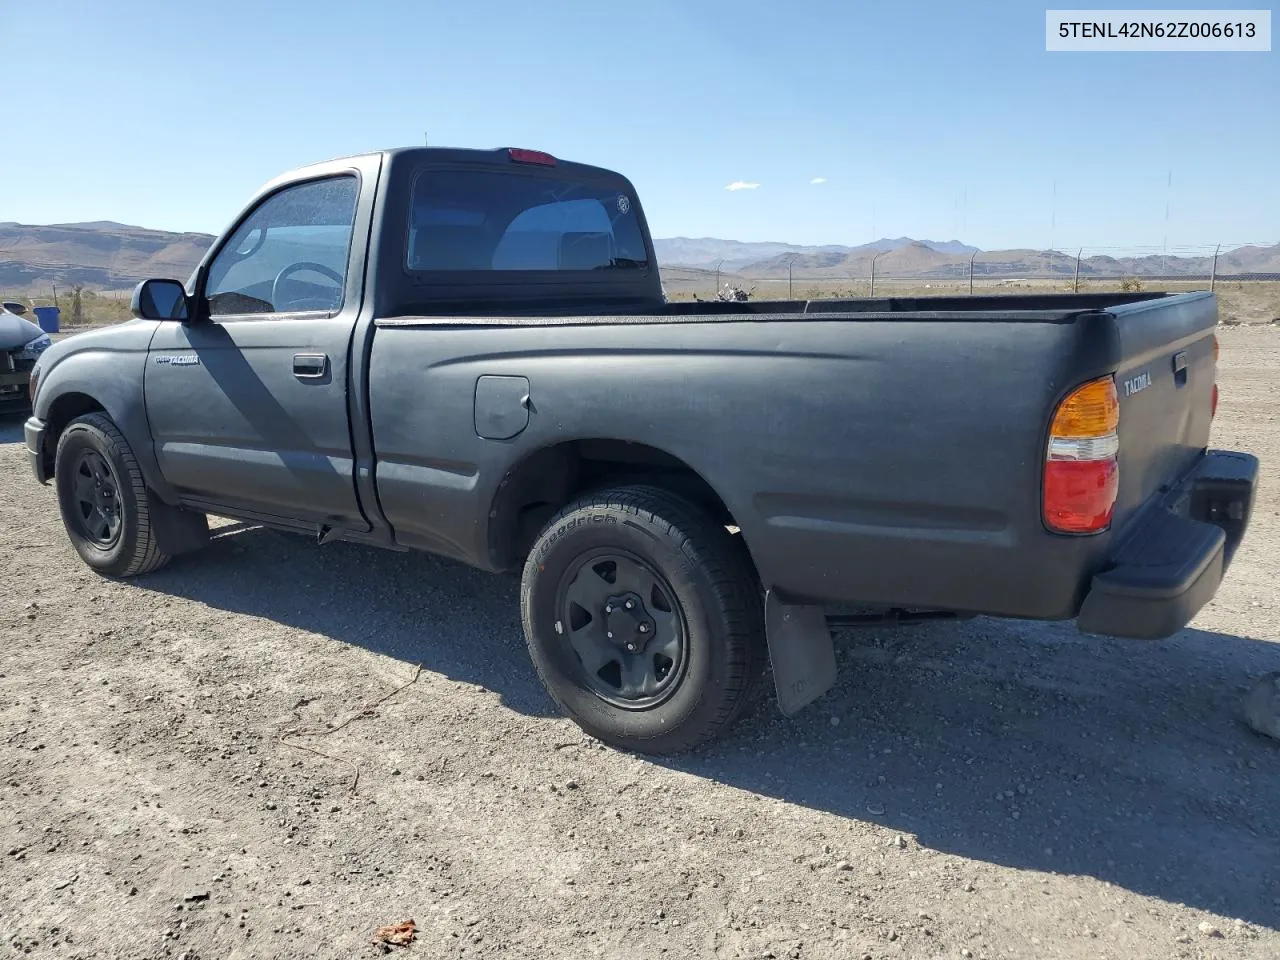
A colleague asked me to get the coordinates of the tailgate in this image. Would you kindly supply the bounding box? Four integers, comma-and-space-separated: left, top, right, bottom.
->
1068, 291, 1260, 640
1109, 292, 1219, 528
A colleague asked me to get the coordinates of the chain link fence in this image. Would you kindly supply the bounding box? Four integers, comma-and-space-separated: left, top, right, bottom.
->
660, 243, 1280, 325
7, 244, 1279, 328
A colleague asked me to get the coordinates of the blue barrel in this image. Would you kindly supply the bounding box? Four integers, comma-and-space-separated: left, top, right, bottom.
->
33, 306, 60, 333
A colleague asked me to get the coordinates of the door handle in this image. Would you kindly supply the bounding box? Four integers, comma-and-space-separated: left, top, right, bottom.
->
293, 353, 328, 379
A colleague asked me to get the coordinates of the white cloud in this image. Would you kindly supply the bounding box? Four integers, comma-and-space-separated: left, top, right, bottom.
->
724, 181, 760, 191
810, 177, 827, 185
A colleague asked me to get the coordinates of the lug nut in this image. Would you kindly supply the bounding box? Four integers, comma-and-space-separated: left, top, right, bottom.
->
625, 643, 637, 652
605, 605, 613, 614
606, 631, 613, 639
639, 624, 649, 634
625, 600, 634, 610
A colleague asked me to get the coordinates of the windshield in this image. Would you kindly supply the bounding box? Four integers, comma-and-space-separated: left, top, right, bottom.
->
406, 170, 649, 272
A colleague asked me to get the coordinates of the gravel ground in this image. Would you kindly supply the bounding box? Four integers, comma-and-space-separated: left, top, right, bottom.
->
2, 326, 1278, 960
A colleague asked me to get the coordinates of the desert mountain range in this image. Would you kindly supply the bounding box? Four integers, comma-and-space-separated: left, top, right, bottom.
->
1, 221, 1277, 295
654, 237, 1280, 280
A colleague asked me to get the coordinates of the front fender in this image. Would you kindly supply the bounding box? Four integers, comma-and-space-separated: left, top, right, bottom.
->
32, 321, 177, 503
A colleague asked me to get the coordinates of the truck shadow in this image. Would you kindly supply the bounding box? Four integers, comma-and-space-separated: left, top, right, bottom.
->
138, 521, 559, 717
138, 522, 1280, 930
682, 619, 1280, 931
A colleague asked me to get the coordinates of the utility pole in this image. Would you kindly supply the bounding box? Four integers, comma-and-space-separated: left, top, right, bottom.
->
1163, 169, 1172, 276
968, 250, 978, 295
1073, 248, 1082, 293
1050, 179, 1056, 252
1210, 243, 1221, 291
870, 251, 886, 297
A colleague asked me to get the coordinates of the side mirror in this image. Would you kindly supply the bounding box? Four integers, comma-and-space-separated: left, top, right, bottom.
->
131, 279, 190, 321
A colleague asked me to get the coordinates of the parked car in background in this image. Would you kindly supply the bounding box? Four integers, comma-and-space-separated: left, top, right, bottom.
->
0, 301, 52, 413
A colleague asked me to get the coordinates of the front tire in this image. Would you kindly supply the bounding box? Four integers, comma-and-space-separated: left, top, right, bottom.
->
521, 485, 767, 755
54, 412, 171, 577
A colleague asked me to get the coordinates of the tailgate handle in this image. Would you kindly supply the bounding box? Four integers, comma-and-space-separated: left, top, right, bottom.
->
1172, 350, 1188, 386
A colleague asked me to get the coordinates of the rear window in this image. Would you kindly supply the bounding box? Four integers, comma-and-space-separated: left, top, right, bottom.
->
406, 170, 649, 272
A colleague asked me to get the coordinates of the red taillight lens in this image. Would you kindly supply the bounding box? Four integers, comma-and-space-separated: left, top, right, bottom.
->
1043, 375, 1120, 534
1044, 459, 1119, 533
508, 148, 557, 166
1210, 333, 1219, 419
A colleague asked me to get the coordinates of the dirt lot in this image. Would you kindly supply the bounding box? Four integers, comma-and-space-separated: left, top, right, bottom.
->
2, 326, 1278, 960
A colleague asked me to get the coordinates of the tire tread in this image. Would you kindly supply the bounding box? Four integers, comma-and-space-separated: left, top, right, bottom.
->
56, 412, 170, 577
523, 484, 767, 754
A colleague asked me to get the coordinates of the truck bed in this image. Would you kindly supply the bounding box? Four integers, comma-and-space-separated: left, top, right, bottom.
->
367, 291, 1221, 626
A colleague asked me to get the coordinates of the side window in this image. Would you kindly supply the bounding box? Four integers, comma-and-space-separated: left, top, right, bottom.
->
204, 176, 358, 318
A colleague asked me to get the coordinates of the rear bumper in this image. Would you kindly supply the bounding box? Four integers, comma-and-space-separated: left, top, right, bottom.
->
1077, 449, 1258, 639
25, 416, 49, 484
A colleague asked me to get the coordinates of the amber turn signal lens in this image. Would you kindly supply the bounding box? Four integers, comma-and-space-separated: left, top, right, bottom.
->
1049, 376, 1119, 439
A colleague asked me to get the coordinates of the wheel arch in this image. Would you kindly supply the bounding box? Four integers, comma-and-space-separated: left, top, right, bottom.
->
486, 438, 750, 574
34, 371, 177, 503
32, 391, 105, 480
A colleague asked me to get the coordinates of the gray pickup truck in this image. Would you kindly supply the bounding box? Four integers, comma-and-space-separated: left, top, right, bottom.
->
24, 146, 1259, 754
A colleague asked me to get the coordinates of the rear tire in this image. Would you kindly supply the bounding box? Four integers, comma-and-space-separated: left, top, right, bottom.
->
521, 485, 767, 755
54, 412, 171, 577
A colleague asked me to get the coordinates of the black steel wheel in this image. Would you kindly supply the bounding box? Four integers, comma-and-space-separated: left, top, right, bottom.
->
557, 549, 689, 709
54, 412, 172, 577
521, 485, 767, 755
68, 448, 123, 547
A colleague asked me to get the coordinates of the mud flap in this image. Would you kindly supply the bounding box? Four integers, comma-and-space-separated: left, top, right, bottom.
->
764, 589, 838, 716
149, 493, 210, 557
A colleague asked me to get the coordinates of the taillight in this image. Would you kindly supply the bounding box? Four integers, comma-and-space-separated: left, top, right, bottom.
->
508, 148, 557, 166
1043, 375, 1120, 534
1210, 333, 1219, 418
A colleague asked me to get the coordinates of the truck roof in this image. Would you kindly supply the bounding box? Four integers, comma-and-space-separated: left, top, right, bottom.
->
284, 146, 629, 185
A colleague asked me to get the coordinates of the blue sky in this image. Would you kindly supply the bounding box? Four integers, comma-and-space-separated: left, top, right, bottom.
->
2, 0, 1276, 250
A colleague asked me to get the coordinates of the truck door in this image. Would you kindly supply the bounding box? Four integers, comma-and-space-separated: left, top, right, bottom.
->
144, 167, 373, 531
